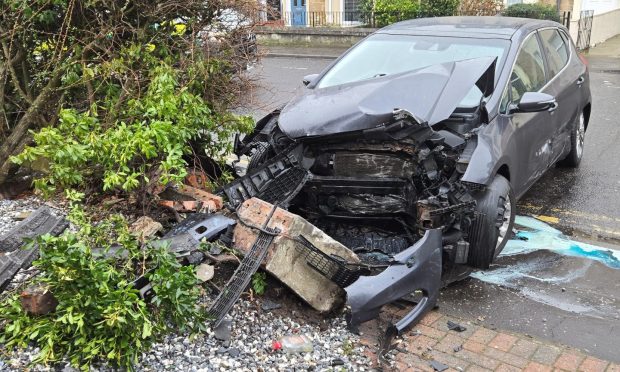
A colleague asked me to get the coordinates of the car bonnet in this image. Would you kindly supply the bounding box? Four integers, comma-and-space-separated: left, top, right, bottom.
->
278, 56, 496, 139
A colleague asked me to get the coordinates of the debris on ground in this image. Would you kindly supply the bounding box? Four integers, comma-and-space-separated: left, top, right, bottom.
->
260, 299, 282, 311
233, 197, 360, 313
196, 263, 215, 282
272, 334, 314, 353
430, 359, 449, 371
213, 318, 232, 342
129, 216, 163, 242
0, 206, 67, 293
447, 320, 467, 332
19, 284, 58, 315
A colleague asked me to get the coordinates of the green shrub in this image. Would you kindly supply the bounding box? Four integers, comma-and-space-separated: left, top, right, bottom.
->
502, 2, 561, 22
360, 0, 459, 27
420, 0, 460, 17
0, 192, 208, 369
12, 62, 253, 197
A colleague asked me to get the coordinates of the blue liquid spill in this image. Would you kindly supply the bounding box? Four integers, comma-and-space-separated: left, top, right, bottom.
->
501, 216, 620, 269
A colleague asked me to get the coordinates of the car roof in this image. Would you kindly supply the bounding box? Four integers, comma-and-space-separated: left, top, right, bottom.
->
377, 16, 563, 39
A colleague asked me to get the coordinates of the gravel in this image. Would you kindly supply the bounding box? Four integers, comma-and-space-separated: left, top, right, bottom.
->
0, 196, 372, 371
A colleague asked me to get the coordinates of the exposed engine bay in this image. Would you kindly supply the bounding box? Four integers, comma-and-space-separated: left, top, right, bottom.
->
217, 108, 494, 336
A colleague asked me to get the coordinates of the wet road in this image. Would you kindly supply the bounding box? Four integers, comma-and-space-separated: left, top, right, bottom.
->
246, 53, 620, 361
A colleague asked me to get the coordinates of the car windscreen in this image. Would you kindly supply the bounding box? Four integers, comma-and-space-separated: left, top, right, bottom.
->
316, 34, 510, 107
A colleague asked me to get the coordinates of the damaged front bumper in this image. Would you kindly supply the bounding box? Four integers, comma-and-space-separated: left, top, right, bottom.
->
345, 229, 442, 335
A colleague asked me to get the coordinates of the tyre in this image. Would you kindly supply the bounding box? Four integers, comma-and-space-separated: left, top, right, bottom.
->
559, 112, 585, 168
468, 174, 515, 269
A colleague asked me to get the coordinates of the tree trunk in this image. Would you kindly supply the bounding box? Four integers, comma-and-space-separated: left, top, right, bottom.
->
0, 72, 61, 185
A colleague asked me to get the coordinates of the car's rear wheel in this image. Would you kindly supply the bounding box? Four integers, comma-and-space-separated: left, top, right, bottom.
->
559, 112, 585, 168
468, 174, 515, 269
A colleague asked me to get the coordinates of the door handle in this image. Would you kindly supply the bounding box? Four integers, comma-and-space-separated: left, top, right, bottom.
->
576, 76, 585, 86
548, 102, 558, 112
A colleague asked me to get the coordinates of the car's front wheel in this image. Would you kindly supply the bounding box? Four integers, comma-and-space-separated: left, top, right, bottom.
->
468, 174, 515, 269
559, 112, 585, 167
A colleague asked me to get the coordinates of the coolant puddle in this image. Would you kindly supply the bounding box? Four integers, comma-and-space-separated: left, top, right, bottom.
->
470, 216, 620, 318
499, 216, 620, 269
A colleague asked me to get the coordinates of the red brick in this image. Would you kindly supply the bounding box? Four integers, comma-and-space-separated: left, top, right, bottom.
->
488, 333, 518, 352
531, 345, 562, 365
495, 364, 521, 372
435, 334, 465, 354
414, 323, 447, 340
398, 352, 435, 371
454, 349, 500, 370
523, 361, 554, 372
578, 356, 608, 372
430, 350, 470, 371
467, 366, 493, 372
555, 351, 585, 371
607, 363, 620, 372
470, 328, 498, 345
463, 339, 486, 353
510, 339, 539, 359
484, 347, 529, 368
420, 310, 443, 326
405, 334, 438, 355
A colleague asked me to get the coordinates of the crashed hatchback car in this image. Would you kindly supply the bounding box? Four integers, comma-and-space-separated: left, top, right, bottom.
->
220, 17, 591, 335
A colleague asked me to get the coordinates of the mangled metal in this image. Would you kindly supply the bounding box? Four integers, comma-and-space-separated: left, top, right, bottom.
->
0, 207, 68, 293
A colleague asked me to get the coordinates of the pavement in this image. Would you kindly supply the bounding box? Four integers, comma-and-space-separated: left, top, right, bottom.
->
246, 36, 620, 370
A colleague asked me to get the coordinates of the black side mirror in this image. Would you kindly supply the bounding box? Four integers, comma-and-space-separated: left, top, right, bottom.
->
509, 92, 557, 114
302, 73, 319, 87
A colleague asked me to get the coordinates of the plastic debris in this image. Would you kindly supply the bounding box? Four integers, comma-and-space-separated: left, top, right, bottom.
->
447, 320, 467, 332
272, 335, 313, 353
430, 360, 449, 371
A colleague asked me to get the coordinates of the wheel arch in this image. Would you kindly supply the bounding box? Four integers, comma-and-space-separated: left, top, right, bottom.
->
583, 102, 591, 130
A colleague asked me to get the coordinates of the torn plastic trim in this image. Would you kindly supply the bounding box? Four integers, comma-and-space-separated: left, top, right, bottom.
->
344, 229, 442, 334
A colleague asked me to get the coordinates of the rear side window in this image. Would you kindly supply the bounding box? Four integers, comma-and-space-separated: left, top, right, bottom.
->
539, 29, 569, 77
509, 34, 546, 104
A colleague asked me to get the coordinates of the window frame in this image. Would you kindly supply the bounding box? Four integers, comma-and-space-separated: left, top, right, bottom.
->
499, 30, 548, 113
537, 27, 571, 82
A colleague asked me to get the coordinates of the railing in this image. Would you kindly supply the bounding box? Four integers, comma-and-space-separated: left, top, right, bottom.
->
276, 10, 573, 29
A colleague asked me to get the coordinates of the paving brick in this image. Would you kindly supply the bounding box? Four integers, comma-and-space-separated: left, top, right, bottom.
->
397, 352, 435, 372
466, 365, 493, 372
578, 357, 608, 372
555, 351, 586, 371
436, 317, 478, 339
484, 347, 529, 368
454, 349, 501, 370
428, 349, 470, 370
606, 363, 620, 372
435, 333, 466, 354
414, 323, 448, 340
463, 339, 486, 354
469, 328, 498, 345
420, 310, 443, 326
495, 364, 521, 372
510, 339, 539, 359
523, 361, 554, 372
488, 333, 518, 352
405, 334, 438, 356
532, 345, 562, 365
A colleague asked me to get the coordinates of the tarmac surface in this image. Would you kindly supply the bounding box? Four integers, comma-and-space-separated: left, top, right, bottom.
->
246, 39, 620, 362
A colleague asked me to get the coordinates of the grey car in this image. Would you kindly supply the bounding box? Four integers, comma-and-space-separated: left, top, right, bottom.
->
222, 16, 591, 335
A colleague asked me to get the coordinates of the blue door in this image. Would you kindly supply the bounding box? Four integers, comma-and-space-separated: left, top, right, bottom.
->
291, 0, 306, 26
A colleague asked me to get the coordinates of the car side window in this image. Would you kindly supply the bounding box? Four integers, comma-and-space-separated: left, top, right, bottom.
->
509, 34, 546, 105
539, 29, 569, 78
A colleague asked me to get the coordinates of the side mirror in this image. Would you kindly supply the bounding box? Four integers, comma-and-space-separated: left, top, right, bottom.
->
509, 92, 557, 114
302, 73, 319, 87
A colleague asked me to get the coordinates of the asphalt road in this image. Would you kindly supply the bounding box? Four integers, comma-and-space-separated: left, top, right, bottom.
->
245, 51, 620, 361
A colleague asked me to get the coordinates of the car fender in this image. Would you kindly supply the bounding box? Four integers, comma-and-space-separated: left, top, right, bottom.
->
461, 116, 517, 188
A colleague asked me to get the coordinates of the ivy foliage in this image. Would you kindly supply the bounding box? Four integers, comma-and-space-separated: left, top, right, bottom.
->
0, 191, 208, 369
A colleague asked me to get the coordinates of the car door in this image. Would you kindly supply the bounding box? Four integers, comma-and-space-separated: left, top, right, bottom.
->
501, 32, 554, 195
538, 28, 578, 164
